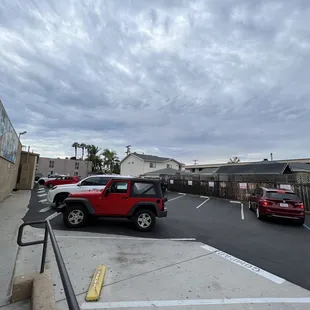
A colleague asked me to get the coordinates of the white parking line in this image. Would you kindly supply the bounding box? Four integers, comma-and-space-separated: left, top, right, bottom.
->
196, 197, 210, 209
81, 297, 310, 309
37, 189, 45, 193
201, 245, 285, 284
39, 206, 53, 212
39, 199, 47, 203
230, 200, 244, 220
167, 194, 186, 202
38, 193, 47, 197
45, 212, 60, 221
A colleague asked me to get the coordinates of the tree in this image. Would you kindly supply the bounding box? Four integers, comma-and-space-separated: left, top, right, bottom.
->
228, 157, 240, 164
79, 143, 87, 160
101, 149, 120, 173
112, 162, 120, 174
85, 145, 102, 172
72, 142, 80, 159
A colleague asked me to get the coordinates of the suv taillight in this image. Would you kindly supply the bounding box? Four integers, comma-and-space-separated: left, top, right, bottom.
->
262, 199, 273, 206
294, 202, 304, 209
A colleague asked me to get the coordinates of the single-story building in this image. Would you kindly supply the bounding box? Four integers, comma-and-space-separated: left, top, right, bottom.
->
120, 153, 183, 177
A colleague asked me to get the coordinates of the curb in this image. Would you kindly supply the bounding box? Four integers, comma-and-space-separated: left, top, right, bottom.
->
11, 272, 56, 310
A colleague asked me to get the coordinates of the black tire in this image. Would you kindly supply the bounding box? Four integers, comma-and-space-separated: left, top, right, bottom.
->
63, 205, 89, 228
133, 209, 156, 232
38, 180, 45, 186
249, 201, 252, 210
55, 193, 69, 207
296, 218, 305, 226
256, 205, 262, 220
48, 183, 53, 188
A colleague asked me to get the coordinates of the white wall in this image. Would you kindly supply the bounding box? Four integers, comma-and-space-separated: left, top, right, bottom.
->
120, 155, 144, 176
143, 160, 179, 174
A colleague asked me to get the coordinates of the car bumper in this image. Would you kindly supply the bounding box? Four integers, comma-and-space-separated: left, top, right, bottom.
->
158, 209, 167, 218
262, 207, 305, 220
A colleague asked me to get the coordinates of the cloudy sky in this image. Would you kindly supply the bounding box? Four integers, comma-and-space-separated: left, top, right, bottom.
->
1, 0, 310, 165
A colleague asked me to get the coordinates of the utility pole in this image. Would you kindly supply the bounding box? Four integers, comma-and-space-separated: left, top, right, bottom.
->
125, 145, 131, 155
270, 153, 273, 161
193, 160, 198, 165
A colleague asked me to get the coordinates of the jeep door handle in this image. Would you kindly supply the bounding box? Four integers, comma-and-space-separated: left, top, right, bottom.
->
122, 197, 128, 200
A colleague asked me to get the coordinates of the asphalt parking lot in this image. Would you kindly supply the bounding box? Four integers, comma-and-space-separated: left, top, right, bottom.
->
23, 185, 310, 292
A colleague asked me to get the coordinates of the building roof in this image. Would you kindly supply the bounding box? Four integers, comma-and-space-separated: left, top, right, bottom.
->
288, 163, 310, 172
121, 152, 182, 165
215, 162, 289, 175
199, 167, 219, 175
142, 168, 192, 177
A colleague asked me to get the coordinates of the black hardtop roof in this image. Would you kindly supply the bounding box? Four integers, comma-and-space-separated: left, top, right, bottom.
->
109, 177, 160, 183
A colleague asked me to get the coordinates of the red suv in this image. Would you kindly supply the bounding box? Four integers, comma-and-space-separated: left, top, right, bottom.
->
249, 187, 305, 225
57, 178, 167, 231
45, 176, 79, 188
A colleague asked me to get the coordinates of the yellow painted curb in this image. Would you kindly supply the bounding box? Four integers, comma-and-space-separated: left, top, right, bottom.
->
86, 265, 106, 301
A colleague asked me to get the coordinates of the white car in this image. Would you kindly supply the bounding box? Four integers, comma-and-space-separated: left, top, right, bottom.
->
47, 174, 134, 207
38, 174, 65, 186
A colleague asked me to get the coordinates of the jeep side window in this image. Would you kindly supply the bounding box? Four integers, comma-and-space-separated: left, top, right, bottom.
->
110, 182, 128, 194
132, 182, 156, 196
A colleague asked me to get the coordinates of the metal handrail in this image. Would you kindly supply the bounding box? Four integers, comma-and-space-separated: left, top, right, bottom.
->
17, 220, 80, 310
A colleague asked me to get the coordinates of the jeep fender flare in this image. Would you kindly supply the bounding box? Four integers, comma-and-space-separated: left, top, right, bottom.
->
63, 198, 95, 214
129, 202, 159, 217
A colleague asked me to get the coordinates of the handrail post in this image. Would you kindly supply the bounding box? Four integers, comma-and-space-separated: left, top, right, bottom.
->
40, 225, 48, 273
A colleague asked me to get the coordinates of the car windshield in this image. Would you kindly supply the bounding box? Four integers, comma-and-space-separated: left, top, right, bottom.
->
266, 191, 300, 201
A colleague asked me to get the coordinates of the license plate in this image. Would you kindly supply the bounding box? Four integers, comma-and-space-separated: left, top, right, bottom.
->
280, 203, 288, 207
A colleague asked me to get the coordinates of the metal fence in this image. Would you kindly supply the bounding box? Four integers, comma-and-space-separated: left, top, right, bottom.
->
17, 220, 80, 310
168, 175, 310, 212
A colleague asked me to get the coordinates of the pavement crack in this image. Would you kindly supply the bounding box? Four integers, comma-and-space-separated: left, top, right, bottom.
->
55, 251, 214, 303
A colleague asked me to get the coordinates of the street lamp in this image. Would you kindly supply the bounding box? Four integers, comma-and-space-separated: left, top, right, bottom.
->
18, 131, 27, 139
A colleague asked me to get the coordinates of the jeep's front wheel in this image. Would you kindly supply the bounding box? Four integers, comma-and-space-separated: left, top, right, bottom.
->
63, 205, 88, 228
133, 209, 156, 232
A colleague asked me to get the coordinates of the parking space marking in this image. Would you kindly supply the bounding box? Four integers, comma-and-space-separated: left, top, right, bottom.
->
38, 193, 47, 197
81, 297, 310, 309
201, 245, 285, 284
45, 212, 60, 221
303, 224, 310, 230
167, 194, 186, 202
200, 195, 209, 198
230, 200, 244, 220
39, 206, 53, 212
39, 198, 47, 203
196, 197, 210, 209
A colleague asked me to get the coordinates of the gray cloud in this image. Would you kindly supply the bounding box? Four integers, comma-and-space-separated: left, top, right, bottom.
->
1, 0, 310, 163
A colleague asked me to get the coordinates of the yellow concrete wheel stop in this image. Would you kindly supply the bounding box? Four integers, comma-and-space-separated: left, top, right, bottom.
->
85, 265, 106, 301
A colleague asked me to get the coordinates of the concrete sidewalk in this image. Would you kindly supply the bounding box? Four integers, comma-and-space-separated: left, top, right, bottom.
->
0, 190, 31, 307
19, 228, 310, 310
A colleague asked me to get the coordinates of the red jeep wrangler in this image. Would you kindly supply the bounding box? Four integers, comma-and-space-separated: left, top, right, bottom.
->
57, 178, 167, 231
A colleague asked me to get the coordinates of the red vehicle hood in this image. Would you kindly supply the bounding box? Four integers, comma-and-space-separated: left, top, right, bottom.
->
69, 189, 103, 198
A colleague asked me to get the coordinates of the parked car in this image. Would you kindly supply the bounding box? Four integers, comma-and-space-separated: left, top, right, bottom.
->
38, 174, 64, 186
35, 173, 43, 182
249, 187, 305, 225
44, 176, 80, 188
56, 178, 167, 231
47, 174, 134, 207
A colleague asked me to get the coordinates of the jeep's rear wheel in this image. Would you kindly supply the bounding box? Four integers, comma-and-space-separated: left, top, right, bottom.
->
133, 209, 156, 232
48, 183, 53, 188
38, 180, 45, 186
63, 205, 88, 228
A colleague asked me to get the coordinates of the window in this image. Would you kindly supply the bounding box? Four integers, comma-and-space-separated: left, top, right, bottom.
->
266, 191, 299, 201
132, 182, 156, 196
49, 160, 54, 168
110, 182, 128, 194
150, 162, 156, 168
75, 162, 79, 170
166, 164, 171, 168
81, 177, 103, 186
74, 171, 79, 176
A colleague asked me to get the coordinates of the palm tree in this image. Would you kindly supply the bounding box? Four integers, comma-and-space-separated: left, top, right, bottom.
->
101, 149, 119, 173
85, 145, 102, 172
80, 143, 87, 160
72, 142, 80, 159
228, 157, 240, 164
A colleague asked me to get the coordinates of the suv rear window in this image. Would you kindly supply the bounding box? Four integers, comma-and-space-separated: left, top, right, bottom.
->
266, 191, 300, 201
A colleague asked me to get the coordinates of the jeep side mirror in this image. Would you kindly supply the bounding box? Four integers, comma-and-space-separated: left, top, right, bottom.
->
104, 188, 111, 196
